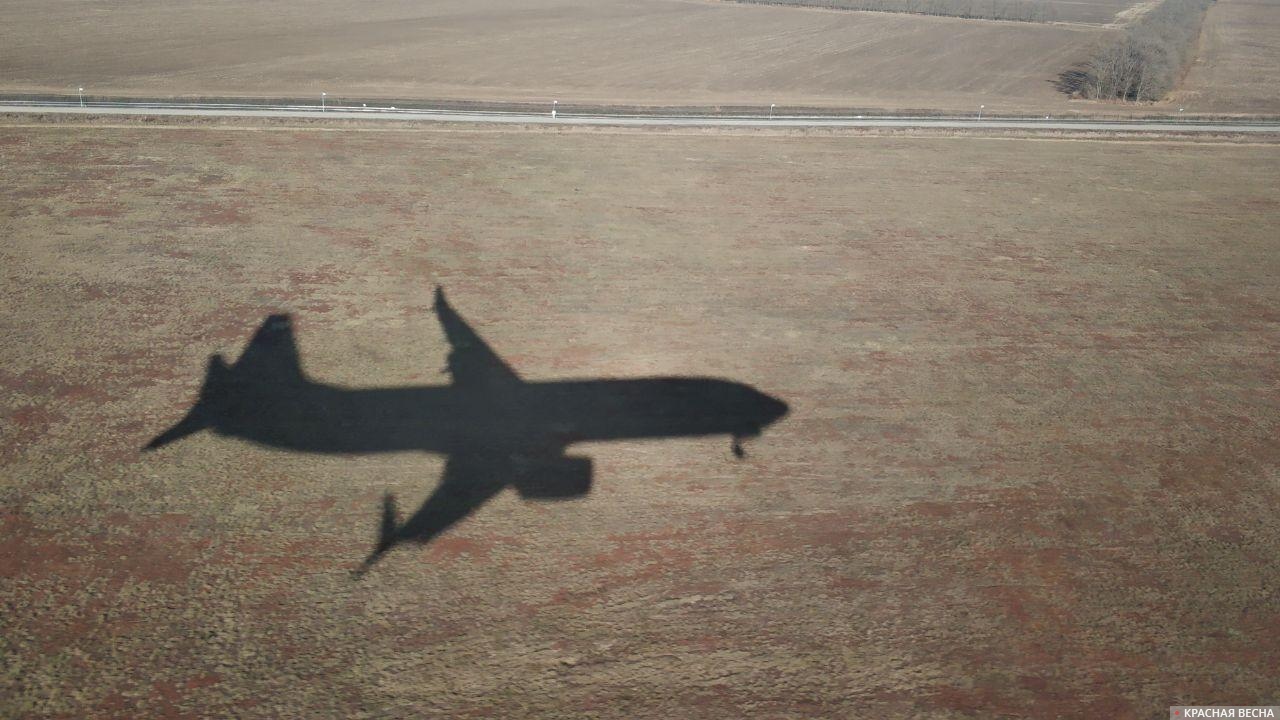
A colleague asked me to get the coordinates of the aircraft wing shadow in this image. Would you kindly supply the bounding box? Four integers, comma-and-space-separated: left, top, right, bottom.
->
358, 450, 594, 573
360, 454, 508, 573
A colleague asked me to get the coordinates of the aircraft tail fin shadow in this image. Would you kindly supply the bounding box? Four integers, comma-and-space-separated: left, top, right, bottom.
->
227, 314, 306, 383
144, 354, 231, 449
145, 315, 307, 450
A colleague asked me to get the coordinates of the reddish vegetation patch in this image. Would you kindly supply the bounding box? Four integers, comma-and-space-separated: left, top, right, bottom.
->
207, 536, 338, 582
930, 684, 1024, 716
1, 404, 67, 458
193, 303, 276, 345
302, 223, 375, 250
96, 691, 134, 718
420, 534, 498, 561
94, 512, 200, 586
290, 265, 346, 285
2, 507, 209, 670
7, 185, 63, 200
301, 301, 334, 314
880, 423, 923, 443
38, 148, 85, 165
721, 510, 869, 554
178, 200, 250, 225
828, 574, 881, 591
0, 510, 77, 578
907, 501, 956, 518
54, 382, 114, 404
68, 204, 124, 218
74, 282, 113, 301
547, 343, 607, 370
97, 346, 191, 394
0, 366, 117, 456
572, 526, 704, 585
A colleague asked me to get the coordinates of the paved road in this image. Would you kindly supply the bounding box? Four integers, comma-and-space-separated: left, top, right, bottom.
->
4, 100, 1279, 133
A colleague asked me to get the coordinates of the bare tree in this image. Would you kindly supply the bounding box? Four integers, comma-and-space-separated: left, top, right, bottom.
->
1073, 0, 1213, 101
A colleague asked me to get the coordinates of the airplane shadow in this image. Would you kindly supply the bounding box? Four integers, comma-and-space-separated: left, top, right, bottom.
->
145, 288, 788, 572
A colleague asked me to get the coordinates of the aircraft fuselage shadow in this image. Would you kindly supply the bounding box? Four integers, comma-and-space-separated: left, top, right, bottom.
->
202, 378, 783, 456
145, 288, 788, 571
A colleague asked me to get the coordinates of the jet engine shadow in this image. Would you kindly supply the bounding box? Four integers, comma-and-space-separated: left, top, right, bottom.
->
145, 288, 788, 571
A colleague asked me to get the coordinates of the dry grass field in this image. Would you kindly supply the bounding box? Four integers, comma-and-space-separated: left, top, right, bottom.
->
2, 120, 1278, 718
1174, 0, 1280, 113
0, 0, 1108, 113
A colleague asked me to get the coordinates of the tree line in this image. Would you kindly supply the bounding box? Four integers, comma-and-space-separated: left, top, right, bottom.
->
1072, 0, 1213, 101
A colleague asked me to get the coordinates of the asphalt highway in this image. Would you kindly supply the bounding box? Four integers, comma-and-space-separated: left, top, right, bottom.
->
3, 100, 1279, 133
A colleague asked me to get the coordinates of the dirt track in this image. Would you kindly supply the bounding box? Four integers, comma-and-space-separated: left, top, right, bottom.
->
2, 123, 1278, 717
